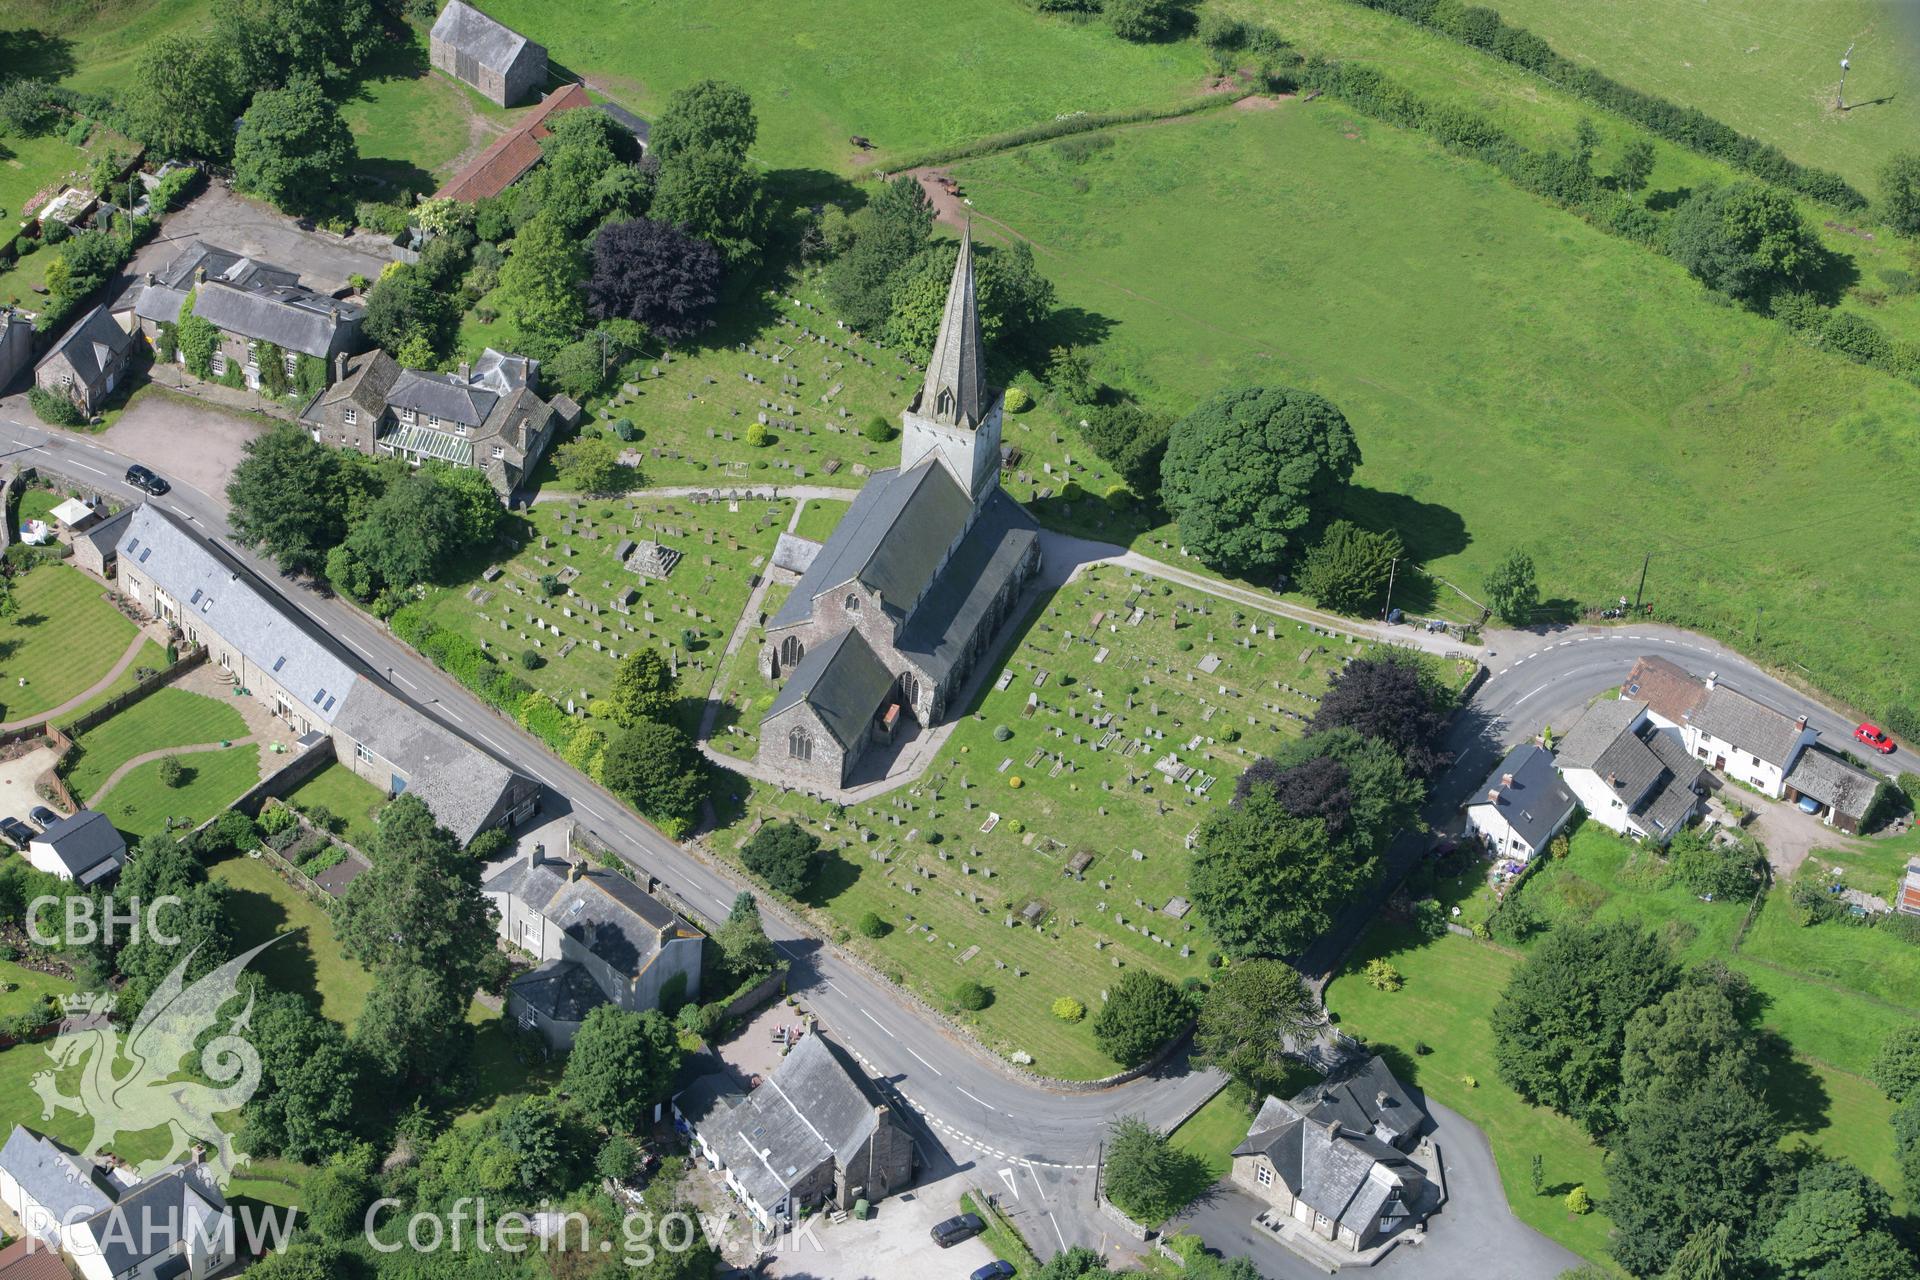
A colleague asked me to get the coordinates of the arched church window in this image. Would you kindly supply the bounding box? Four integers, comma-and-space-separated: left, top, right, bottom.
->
788, 726, 813, 762
937, 387, 954, 417
845, 594, 861, 612
781, 635, 805, 667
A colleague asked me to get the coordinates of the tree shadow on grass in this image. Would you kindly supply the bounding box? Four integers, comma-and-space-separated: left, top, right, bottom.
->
797, 844, 861, 909
216, 881, 322, 1010
1645, 186, 1695, 214
1755, 1031, 1831, 1138
0, 29, 76, 81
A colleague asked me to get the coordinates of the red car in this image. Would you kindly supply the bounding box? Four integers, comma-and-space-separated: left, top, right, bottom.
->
1855, 723, 1897, 754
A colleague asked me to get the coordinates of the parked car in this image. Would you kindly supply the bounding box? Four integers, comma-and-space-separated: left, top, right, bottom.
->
931, 1213, 985, 1249
1854, 723, 1896, 754
28, 806, 59, 828
970, 1262, 1017, 1280
124, 464, 170, 496
0, 816, 34, 848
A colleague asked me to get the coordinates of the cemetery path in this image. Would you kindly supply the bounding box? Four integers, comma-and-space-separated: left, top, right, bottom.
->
10, 418, 1898, 1260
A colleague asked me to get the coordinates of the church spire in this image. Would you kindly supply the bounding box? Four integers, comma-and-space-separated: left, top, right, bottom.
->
916, 224, 989, 431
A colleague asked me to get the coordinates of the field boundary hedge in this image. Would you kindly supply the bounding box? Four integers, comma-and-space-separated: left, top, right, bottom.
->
1337, 0, 1866, 209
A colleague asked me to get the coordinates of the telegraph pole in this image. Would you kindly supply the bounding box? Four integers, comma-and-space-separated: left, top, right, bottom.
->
1633, 553, 1650, 613
1837, 43, 1855, 110
1382, 556, 1399, 622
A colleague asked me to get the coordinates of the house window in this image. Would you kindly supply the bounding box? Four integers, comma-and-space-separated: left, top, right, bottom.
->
355, 743, 372, 764
454, 419, 467, 434
344, 408, 358, 427
1255, 1165, 1273, 1187
780, 635, 804, 667
492, 445, 505, 459
246, 344, 259, 369
284, 352, 298, 376
211, 352, 227, 376
902, 672, 921, 707
427, 415, 440, 429
61, 372, 73, 389
844, 594, 860, 612
788, 726, 813, 762
400, 407, 416, 424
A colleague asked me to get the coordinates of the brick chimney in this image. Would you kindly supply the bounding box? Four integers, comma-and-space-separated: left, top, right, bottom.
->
1501, 772, 1515, 787
1796, 715, 1808, 731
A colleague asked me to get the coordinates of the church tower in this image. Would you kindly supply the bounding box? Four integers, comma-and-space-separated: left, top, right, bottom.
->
900, 226, 1003, 505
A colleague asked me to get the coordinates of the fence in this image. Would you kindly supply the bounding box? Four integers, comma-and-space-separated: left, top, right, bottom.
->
59, 647, 207, 737
222, 736, 337, 820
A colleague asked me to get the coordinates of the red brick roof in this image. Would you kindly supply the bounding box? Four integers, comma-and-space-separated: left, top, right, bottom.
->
0, 1239, 71, 1280
435, 83, 591, 203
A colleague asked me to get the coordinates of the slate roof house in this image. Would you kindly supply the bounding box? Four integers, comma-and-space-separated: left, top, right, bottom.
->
758, 230, 1040, 791
1231, 1056, 1434, 1253
113, 504, 538, 845
430, 0, 547, 106
1782, 745, 1883, 835
1465, 743, 1577, 862
0, 1128, 233, 1280
34, 305, 137, 416
483, 844, 704, 1050
129, 241, 362, 394
1554, 698, 1706, 844
674, 1032, 915, 1231
25, 810, 124, 886
302, 347, 574, 500
1682, 676, 1819, 800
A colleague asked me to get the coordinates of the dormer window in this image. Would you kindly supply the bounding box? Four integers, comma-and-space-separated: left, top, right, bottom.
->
937, 387, 954, 416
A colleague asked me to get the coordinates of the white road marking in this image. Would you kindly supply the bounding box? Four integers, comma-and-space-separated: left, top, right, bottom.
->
1047, 1212, 1068, 1250
714, 895, 732, 911
858, 1007, 895, 1038
1510, 679, 1559, 709
905, 1046, 942, 1075
998, 1168, 1020, 1200
958, 1087, 994, 1110
61, 459, 107, 478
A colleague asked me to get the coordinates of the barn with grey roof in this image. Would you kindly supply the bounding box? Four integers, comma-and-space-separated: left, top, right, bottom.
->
758, 228, 1039, 791
35, 305, 136, 416
430, 1, 547, 106
112, 503, 537, 846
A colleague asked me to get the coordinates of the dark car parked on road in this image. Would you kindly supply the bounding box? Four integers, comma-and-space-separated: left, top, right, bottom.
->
125, 464, 170, 496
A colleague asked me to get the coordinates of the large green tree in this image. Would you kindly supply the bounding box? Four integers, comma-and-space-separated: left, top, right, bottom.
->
334, 795, 496, 1080
563, 1005, 683, 1133
1102, 1115, 1185, 1221
882, 238, 1056, 356
1233, 727, 1424, 848
1091, 970, 1190, 1068
1482, 550, 1540, 625
123, 36, 237, 159
1190, 790, 1364, 960
607, 648, 678, 726
1870, 1025, 1920, 1102
1160, 385, 1360, 575
825, 175, 935, 333
649, 79, 759, 159
1193, 958, 1321, 1094
1663, 181, 1824, 306
1607, 1074, 1786, 1276
1877, 151, 1920, 236
363, 263, 458, 361
1079, 403, 1172, 498
649, 80, 767, 266
520, 109, 650, 237
341, 469, 469, 591
498, 212, 587, 355
714, 890, 777, 986
1307, 653, 1453, 778
1760, 1161, 1914, 1280
240, 988, 362, 1163
1620, 967, 1756, 1105
232, 77, 357, 216
217, 0, 379, 86
600, 720, 705, 835
739, 821, 819, 897
1491, 920, 1680, 1133
1297, 519, 1403, 615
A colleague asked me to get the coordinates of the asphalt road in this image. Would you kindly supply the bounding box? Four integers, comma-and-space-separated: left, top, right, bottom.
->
3, 415, 1889, 1271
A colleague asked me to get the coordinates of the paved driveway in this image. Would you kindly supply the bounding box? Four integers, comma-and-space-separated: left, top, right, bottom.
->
129, 183, 402, 294
764, 1165, 998, 1280
99, 390, 273, 499
1168, 1101, 1588, 1280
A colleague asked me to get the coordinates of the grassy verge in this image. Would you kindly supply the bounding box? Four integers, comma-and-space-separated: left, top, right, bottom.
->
790, 498, 849, 543
961, 1191, 1042, 1272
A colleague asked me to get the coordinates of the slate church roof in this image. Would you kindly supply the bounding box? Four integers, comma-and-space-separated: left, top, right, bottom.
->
909, 227, 991, 430
763, 629, 898, 749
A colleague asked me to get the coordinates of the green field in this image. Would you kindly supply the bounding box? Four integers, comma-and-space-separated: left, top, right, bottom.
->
281, 762, 389, 852
211, 851, 375, 1029
342, 31, 513, 196
65, 687, 250, 800
1487, 0, 1920, 192
946, 104, 1920, 717
0, 565, 139, 724
472, 0, 1213, 174
722, 563, 1475, 1077
97, 745, 261, 840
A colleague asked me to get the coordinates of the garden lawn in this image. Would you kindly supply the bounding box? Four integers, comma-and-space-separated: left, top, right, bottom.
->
467, 0, 1212, 174
948, 103, 1920, 719
66, 687, 249, 800
281, 763, 389, 852
0, 957, 72, 1021
209, 851, 374, 1029
14, 488, 61, 533
97, 746, 260, 840
1487, 0, 1920, 193
60, 640, 171, 726
1326, 924, 1615, 1264
342, 31, 512, 196
0, 565, 138, 723
721, 563, 1474, 1078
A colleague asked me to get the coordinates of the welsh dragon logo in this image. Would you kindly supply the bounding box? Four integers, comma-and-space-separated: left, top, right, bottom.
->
31, 939, 281, 1188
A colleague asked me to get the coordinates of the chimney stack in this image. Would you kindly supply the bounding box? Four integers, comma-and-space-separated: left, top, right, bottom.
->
568, 860, 584, 882
333, 350, 349, 383
458, 361, 470, 382
1705, 671, 1718, 692
1501, 772, 1515, 787
526, 841, 541, 871
144, 271, 154, 286
195, 265, 207, 284
1796, 715, 1808, 731
1487, 788, 1501, 804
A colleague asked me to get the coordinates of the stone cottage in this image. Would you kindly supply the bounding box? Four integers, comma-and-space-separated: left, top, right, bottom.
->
34, 305, 137, 416
430, 1, 547, 107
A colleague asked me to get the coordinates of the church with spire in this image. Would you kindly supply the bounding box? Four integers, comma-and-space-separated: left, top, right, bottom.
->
757, 229, 1042, 790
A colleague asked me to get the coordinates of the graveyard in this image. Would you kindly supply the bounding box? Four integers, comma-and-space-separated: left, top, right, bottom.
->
409, 492, 796, 730
711, 561, 1477, 1077
534, 287, 1140, 533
